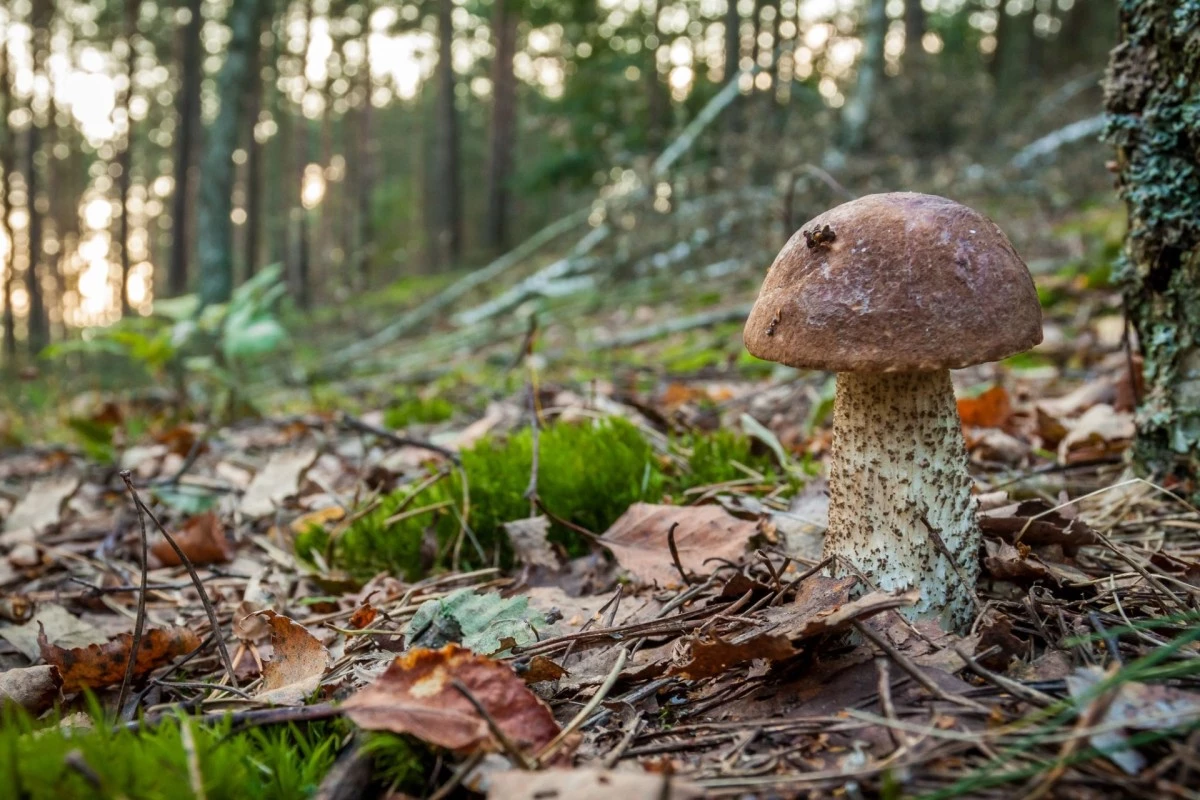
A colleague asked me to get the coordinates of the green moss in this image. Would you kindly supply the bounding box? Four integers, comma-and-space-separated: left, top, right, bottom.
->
383, 395, 455, 429
301, 417, 802, 579
0, 706, 345, 800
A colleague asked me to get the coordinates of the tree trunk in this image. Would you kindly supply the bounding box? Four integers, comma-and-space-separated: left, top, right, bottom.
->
196, 0, 265, 308
723, 0, 742, 132
839, 0, 886, 152
290, 0, 312, 308
354, 0, 375, 287
644, 0, 667, 152
0, 33, 14, 359
118, 0, 140, 317
243, 19, 265, 279
433, 0, 463, 267
24, 0, 50, 354
1104, 0, 1200, 489
484, 0, 518, 253
904, 0, 926, 71
169, 0, 203, 297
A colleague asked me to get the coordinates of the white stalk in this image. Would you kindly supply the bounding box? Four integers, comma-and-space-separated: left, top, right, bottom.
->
824, 370, 980, 631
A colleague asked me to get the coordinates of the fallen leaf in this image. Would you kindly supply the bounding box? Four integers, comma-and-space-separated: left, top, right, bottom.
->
975, 612, 1025, 671
515, 655, 568, 684
39, 625, 200, 692
1057, 404, 1134, 463
669, 632, 796, 679
980, 500, 1099, 555
0, 665, 62, 715
958, 385, 1012, 428
0, 604, 108, 661
486, 768, 704, 799
407, 588, 546, 655
150, 511, 234, 567
1066, 666, 1200, 774
982, 539, 1090, 586
238, 448, 319, 518
288, 505, 346, 536
348, 602, 378, 630
780, 587, 921, 640
2, 475, 81, 535
503, 515, 559, 570
601, 503, 757, 587
255, 611, 330, 705
343, 644, 561, 754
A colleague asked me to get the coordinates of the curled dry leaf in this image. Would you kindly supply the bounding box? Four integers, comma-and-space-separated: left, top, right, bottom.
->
957, 385, 1012, 429
343, 644, 561, 754
503, 515, 559, 570
347, 602, 378, 630
515, 655, 568, 684
486, 768, 704, 800
1057, 403, 1135, 464
38, 624, 200, 692
0, 665, 62, 715
255, 611, 331, 706
669, 632, 796, 679
601, 503, 757, 587
150, 511, 233, 567
980, 499, 1099, 556
238, 448, 320, 518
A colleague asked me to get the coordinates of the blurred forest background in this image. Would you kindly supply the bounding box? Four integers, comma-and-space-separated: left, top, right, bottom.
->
0, 0, 1123, 435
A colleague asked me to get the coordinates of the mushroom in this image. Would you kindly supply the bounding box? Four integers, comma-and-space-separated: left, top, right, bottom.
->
743, 192, 1042, 630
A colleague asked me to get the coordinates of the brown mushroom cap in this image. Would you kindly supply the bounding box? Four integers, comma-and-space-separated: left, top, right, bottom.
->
744, 192, 1043, 372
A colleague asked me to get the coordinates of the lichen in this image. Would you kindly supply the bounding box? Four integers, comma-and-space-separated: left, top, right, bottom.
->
1103, 0, 1200, 487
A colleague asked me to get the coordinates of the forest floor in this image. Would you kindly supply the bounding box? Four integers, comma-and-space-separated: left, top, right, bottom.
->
3, 176, 1200, 799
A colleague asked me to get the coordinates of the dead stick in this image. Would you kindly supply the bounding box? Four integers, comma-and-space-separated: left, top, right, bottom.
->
125, 483, 237, 688
452, 679, 533, 770
667, 522, 692, 585
536, 645, 630, 765
115, 471, 152, 719
853, 621, 987, 713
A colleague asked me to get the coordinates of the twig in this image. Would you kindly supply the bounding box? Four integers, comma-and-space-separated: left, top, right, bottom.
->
1088, 611, 1124, 666
452, 679, 533, 770
875, 656, 908, 751
337, 412, 460, 463
116, 471, 151, 720
667, 521, 692, 585
523, 371, 540, 507
536, 646, 630, 765
124, 481, 237, 688
953, 646, 1056, 707
853, 621, 988, 713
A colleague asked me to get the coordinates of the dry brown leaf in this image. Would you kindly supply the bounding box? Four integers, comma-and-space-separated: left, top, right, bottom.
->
0, 665, 62, 714
238, 448, 319, 518
517, 655, 568, 684
0, 604, 107, 661
957, 385, 1012, 429
1057, 404, 1135, 463
255, 611, 330, 705
150, 511, 234, 567
669, 632, 796, 679
980, 500, 1099, 555
503, 516, 560, 570
343, 644, 560, 754
2, 475, 82, 536
751, 577, 917, 643
348, 602, 379, 630
38, 624, 200, 692
486, 768, 704, 799
982, 539, 1090, 586
601, 503, 756, 587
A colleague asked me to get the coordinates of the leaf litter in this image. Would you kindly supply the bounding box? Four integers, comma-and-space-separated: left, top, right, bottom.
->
0, 349, 1198, 798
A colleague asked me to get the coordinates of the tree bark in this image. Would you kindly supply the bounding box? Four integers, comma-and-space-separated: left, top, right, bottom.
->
243, 19, 265, 279
723, 0, 742, 132
484, 0, 518, 253
24, 0, 50, 353
118, 0, 141, 317
196, 0, 266, 308
1104, 0, 1200, 488
839, 0, 886, 152
903, 0, 926, 71
169, 0, 203, 297
288, 0, 313, 308
354, 0, 375, 287
433, 0, 463, 267
0, 33, 15, 359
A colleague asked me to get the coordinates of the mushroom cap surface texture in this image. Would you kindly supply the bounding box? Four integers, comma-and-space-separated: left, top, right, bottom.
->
744, 192, 1043, 372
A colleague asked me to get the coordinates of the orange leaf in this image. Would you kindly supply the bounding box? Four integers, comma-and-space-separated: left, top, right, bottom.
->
343, 644, 560, 754
957, 385, 1012, 429
151, 512, 233, 567
348, 603, 378, 630
38, 624, 200, 692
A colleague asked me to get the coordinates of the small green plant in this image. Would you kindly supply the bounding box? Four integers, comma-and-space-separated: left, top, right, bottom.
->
0, 705, 346, 800
383, 395, 455, 429
298, 417, 802, 579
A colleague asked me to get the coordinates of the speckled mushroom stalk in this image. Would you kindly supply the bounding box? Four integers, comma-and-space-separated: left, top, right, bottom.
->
742, 192, 1043, 633
826, 370, 979, 631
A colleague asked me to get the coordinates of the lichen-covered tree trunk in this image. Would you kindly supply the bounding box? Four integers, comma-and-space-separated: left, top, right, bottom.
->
197, 0, 265, 308
1104, 0, 1200, 489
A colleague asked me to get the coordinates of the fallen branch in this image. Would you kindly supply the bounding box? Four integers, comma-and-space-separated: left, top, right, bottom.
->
1009, 115, 1105, 170
589, 303, 754, 350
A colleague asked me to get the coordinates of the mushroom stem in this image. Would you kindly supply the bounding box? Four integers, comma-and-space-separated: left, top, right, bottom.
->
825, 370, 980, 631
